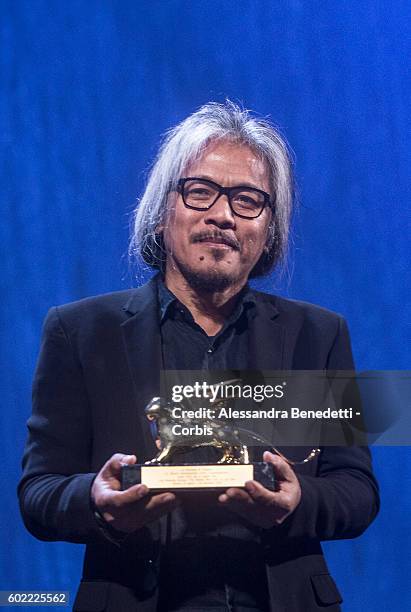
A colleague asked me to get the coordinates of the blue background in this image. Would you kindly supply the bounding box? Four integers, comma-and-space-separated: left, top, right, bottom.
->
1, 1, 410, 609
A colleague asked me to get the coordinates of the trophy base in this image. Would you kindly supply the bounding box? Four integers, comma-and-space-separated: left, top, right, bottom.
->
121, 462, 275, 492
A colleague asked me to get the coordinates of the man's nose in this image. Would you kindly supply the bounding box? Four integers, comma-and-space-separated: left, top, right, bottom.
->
203, 194, 236, 228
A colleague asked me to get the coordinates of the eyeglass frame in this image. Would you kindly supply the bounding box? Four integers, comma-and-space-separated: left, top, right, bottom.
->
175, 177, 275, 220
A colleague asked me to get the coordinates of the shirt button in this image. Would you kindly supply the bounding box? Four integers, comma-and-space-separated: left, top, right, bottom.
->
207, 348, 213, 353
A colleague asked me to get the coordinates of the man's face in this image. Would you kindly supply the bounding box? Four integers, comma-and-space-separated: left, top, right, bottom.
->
162, 139, 272, 291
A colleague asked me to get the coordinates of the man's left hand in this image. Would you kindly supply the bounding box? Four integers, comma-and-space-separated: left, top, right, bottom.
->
218, 451, 301, 528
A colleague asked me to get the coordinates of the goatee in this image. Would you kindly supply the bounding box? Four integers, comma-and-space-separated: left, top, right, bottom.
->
177, 260, 238, 292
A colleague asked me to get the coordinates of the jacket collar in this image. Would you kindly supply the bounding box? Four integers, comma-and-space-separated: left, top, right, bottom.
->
120, 276, 162, 462
122, 275, 159, 316
121, 275, 285, 373
247, 290, 285, 370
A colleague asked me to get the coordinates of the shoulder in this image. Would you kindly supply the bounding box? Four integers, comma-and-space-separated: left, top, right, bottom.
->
251, 290, 353, 368
252, 289, 345, 329
44, 279, 157, 333
56, 288, 136, 317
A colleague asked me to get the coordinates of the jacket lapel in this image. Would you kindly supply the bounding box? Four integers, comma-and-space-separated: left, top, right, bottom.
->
248, 292, 285, 370
121, 277, 161, 463
120, 283, 288, 459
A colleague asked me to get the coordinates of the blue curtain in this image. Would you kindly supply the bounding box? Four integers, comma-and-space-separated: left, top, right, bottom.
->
2, 1, 410, 609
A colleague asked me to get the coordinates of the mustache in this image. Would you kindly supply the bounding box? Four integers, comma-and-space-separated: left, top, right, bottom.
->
190, 231, 240, 251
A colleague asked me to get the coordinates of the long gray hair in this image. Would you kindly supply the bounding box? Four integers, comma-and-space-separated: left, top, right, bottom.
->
129, 100, 294, 277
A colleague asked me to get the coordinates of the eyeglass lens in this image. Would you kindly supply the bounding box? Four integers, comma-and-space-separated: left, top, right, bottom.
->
182, 179, 266, 218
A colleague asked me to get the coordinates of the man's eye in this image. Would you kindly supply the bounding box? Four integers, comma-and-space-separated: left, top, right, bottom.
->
234, 195, 259, 208
187, 188, 213, 199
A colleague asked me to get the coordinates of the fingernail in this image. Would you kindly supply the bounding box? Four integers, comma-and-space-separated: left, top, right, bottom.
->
245, 482, 256, 494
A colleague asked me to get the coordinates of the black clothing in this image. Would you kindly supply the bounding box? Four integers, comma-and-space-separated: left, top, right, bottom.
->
18, 276, 380, 611
157, 276, 256, 370
157, 277, 268, 610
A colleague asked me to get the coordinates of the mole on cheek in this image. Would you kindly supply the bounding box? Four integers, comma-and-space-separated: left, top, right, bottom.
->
199, 256, 204, 261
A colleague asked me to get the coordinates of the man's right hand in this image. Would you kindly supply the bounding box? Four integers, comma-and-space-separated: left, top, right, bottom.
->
91, 453, 178, 534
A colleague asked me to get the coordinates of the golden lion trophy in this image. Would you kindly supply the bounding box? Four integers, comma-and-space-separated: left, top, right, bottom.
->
122, 380, 320, 492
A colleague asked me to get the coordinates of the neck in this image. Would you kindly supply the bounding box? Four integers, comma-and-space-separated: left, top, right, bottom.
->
164, 266, 247, 336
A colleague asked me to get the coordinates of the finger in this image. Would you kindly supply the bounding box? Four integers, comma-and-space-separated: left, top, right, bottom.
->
244, 479, 295, 513
114, 487, 178, 510
217, 487, 277, 528
103, 491, 179, 531
218, 487, 252, 505
218, 493, 266, 525
140, 492, 179, 522
102, 454, 137, 478
226, 487, 251, 501
145, 491, 178, 510
263, 451, 296, 482
118, 482, 149, 502
96, 484, 149, 512
244, 480, 276, 506
120, 454, 137, 465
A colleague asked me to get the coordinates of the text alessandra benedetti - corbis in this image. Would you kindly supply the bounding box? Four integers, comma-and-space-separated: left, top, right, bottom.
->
170, 406, 356, 421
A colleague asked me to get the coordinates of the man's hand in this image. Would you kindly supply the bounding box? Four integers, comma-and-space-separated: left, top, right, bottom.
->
218, 451, 301, 528
91, 453, 178, 533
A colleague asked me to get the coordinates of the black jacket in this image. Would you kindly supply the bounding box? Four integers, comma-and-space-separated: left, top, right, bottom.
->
18, 277, 379, 611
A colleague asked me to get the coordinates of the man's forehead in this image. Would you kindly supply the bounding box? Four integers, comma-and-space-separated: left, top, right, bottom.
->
185, 139, 270, 184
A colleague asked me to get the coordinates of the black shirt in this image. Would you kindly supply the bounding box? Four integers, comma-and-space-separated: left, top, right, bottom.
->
158, 276, 257, 371
156, 277, 269, 612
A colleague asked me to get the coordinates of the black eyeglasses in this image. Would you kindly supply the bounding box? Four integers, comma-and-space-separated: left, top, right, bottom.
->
176, 177, 274, 219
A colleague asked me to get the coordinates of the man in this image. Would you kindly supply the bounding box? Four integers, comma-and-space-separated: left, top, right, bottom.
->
19, 101, 379, 611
